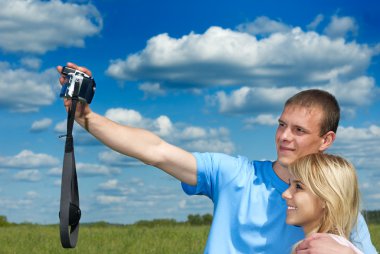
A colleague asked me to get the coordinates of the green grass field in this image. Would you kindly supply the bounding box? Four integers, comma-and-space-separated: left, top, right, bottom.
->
0, 223, 379, 254
369, 224, 380, 252
0, 224, 209, 254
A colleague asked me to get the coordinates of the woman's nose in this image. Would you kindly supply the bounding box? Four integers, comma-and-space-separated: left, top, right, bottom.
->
282, 187, 292, 200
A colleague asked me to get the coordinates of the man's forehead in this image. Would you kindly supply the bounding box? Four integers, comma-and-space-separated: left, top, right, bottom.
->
281, 105, 324, 118
280, 105, 324, 129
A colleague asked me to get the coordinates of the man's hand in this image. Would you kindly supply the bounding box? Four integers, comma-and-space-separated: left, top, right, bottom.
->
57, 62, 93, 121
296, 233, 355, 254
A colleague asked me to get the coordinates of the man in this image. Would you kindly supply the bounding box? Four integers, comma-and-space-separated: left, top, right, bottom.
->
57, 62, 376, 254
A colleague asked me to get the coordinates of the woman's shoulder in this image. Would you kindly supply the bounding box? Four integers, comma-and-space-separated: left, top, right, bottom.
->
327, 234, 364, 254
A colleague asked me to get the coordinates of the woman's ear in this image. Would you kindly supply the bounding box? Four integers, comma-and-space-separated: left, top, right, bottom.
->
319, 131, 336, 151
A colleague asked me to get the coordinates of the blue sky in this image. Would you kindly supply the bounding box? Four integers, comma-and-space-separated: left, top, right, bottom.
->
0, 0, 379, 224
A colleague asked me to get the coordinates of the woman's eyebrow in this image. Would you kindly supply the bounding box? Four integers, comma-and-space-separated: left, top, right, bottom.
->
291, 179, 305, 185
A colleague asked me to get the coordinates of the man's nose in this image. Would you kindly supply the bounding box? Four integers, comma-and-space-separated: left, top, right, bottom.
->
279, 127, 292, 141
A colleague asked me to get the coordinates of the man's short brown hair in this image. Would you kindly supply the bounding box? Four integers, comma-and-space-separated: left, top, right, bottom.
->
285, 89, 340, 136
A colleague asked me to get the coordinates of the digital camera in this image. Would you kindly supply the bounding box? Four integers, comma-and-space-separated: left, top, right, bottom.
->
59, 66, 96, 104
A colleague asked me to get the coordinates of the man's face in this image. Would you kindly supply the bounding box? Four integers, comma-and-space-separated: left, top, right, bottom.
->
275, 105, 326, 167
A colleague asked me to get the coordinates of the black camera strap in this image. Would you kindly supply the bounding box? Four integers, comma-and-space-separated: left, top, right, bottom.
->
59, 82, 81, 248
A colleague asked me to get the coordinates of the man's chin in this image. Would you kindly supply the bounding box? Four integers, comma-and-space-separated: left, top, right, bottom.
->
277, 157, 293, 168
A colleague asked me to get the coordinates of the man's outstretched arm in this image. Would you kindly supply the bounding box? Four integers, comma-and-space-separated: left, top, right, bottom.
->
57, 63, 197, 185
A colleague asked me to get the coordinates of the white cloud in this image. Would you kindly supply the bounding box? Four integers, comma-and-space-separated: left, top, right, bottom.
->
325, 125, 380, 211
181, 127, 207, 140
0, 197, 34, 210
30, 118, 52, 132
0, 150, 59, 169
54, 120, 67, 133
335, 125, 380, 142
154, 115, 173, 137
106, 19, 375, 90
26, 191, 39, 199
47, 167, 61, 176
326, 76, 376, 106
103, 107, 235, 154
96, 195, 127, 205
98, 179, 119, 190
48, 162, 121, 177
139, 82, 166, 98
236, 16, 292, 35
185, 139, 235, 154
98, 150, 144, 167
54, 119, 82, 133
105, 108, 144, 127
210, 75, 377, 115
53, 179, 61, 187
105, 15, 378, 121
213, 86, 299, 114
0, 64, 58, 112
245, 114, 279, 127
13, 169, 41, 182
76, 163, 121, 177
367, 193, 380, 200
329, 125, 380, 171
307, 14, 324, 31
0, 0, 102, 54
20, 57, 42, 70
178, 199, 187, 209
324, 15, 358, 39
97, 179, 137, 197
54, 119, 98, 145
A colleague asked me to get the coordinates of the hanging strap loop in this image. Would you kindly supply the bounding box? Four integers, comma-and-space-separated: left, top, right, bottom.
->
59, 81, 81, 248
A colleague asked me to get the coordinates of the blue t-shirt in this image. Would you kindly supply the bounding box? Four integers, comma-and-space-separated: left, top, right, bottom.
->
181, 153, 377, 254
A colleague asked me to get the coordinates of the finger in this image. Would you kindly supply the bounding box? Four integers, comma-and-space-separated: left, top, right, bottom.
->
66, 62, 78, 69
57, 65, 67, 85
296, 235, 319, 250
56, 65, 63, 73
295, 239, 310, 251
64, 99, 71, 107
66, 62, 92, 77
59, 76, 66, 85
295, 233, 330, 252
64, 101, 70, 112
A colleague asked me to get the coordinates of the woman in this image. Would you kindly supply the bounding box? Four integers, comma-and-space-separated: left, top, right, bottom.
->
282, 153, 363, 254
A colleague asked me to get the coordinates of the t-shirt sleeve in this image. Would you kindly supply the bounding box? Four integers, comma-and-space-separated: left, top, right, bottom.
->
181, 152, 245, 201
349, 212, 378, 253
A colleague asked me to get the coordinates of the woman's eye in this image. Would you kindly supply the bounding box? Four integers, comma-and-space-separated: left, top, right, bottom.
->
295, 183, 303, 190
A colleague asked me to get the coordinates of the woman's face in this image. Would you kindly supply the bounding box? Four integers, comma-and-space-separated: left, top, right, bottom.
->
282, 174, 326, 235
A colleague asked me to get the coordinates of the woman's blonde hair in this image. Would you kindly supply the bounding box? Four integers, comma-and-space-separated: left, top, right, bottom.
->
288, 153, 360, 238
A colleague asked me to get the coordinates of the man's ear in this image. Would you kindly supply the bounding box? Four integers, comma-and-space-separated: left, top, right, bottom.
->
319, 131, 336, 151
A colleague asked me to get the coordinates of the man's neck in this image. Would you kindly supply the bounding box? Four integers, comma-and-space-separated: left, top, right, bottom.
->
273, 161, 292, 183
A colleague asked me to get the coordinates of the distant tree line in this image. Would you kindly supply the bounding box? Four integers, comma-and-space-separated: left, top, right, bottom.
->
1, 211, 379, 227
363, 210, 380, 224
0, 215, 13, 227
135, 214, 213, 227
